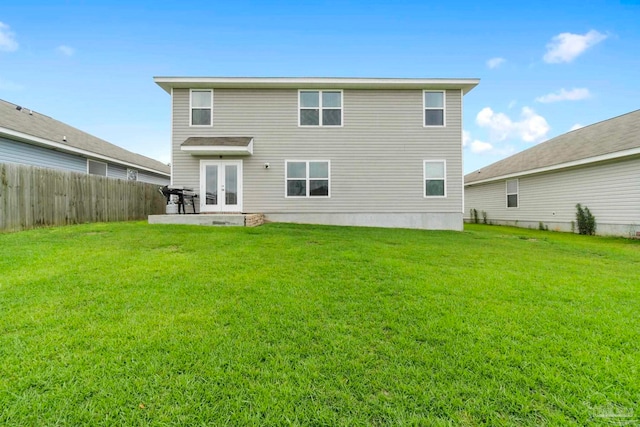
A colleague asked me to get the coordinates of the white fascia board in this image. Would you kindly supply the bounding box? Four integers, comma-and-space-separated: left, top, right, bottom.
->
0, 127, 170, 177
465, 147, 640, 186
181, 144, 253, 156
154, 77, 480, 94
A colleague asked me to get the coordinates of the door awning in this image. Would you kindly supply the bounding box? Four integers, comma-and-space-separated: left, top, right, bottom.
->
181, 137, 253, 156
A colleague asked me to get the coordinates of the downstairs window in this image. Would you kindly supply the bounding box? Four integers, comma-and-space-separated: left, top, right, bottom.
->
506, 179, 518, 208
424, 161, 446, 197
286, 160, 330, 197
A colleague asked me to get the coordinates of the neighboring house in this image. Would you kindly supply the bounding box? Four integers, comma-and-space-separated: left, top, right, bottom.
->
0, 99, 170, 185
153, 77, 479, 230
464, 109, 640, 237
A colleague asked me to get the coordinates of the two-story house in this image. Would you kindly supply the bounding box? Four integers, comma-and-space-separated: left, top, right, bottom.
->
152, 77, 479, 230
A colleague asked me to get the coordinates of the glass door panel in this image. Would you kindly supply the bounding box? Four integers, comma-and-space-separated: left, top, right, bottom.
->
225, 165, 238, 206
205, 165, 218, 206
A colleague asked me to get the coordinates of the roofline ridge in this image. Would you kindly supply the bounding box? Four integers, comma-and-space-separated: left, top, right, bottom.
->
565, 108, 640, 135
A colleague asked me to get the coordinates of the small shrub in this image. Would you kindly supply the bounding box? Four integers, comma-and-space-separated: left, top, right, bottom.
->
471, 208, 479, 224
538, 222, 548, 231
482, 211, 488, 225
576, 204, 597, 235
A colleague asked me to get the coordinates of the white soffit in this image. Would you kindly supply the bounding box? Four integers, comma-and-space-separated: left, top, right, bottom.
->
180, 137, 254, 156
154, 77, 480, 94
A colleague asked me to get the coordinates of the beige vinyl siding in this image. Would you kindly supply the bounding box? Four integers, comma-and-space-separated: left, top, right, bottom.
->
137, 170, 171, 186
465, 157, 640, 228
172, 88, 463, 213
465, 180, 505, 218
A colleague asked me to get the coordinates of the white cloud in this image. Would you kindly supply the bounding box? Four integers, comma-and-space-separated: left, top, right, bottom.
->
486, 57, 506, 69
536, 88, 591, 103
0, 22, 18, 52
464, 130, 495, 154
518, 107, 550, 142
476, 106, 550, 143
56, 45, 75, 56
543, 30, 607, 63
570, 123, 584, 131
507, 100, 517, 109
476, 107, 512, 141
470, 140, 494, 154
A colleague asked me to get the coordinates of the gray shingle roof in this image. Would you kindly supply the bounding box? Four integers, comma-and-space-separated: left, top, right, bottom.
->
465, 109, 640, 185
182, 137, 253, 147
0, 99, 170, 175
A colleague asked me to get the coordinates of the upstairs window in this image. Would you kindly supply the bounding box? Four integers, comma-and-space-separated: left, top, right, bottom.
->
286, 160, 330, 197
87, 159, 107, 176
424, 91, 445, 127
507, 179, 519, 208
299, 90, 342, 126
190, 89, 212, 126
424, 161, 446, 197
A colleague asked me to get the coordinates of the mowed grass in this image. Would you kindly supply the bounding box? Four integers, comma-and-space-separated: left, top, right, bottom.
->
0, 222, 638, 426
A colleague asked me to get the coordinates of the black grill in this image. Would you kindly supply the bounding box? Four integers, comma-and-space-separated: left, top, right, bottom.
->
159, 186, 198, 214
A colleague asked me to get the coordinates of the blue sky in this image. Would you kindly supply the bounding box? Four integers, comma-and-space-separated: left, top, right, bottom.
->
1, 0, 639, 172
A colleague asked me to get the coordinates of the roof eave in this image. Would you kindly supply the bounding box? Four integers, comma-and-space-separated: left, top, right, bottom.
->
0, 127, 171, 177
465, 147, 640, 186
153, 77, 480, 94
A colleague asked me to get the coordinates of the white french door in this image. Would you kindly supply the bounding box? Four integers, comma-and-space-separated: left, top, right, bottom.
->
199, 160, 243, 213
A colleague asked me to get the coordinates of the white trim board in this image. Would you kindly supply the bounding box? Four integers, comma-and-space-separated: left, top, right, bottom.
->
189, 88, 213, 127
465, 147, 640, 187
155, 77, 480, 94
298, 89, 344, 128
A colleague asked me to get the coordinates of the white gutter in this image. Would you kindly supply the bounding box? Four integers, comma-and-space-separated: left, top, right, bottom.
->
0, 127, 170, 177
465, 147, 640, 186
154, 76, 480, 94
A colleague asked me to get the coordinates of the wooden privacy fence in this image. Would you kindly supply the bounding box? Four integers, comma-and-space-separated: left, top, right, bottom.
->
0, 163, 166, 232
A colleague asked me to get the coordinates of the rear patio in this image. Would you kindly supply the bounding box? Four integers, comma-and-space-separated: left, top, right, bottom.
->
148, 213, 265, 227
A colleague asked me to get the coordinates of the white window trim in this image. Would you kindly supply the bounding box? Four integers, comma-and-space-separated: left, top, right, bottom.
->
424, 160, 447, 198
284, 160, 331, 198
506, 179, 519, 208
298, 90, 344, 128
199, 159, 243, 213
190, 89, 213, 127
423, 90, 446, 127
87, 159, 108, 177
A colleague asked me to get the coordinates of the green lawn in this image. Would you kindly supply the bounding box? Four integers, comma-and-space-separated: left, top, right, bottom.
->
0, 222, 638, 426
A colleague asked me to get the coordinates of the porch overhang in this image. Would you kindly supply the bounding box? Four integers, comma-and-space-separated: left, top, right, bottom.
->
181, 137, 254, 156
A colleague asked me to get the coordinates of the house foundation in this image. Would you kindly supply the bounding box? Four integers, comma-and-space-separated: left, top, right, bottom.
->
148, 213, 265, 227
